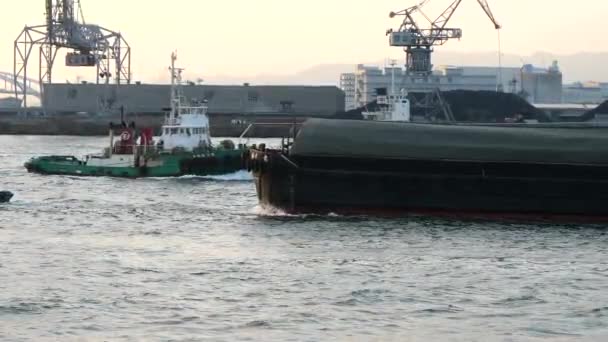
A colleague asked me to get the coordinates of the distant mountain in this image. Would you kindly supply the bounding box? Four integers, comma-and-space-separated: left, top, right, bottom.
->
433, 51, 608, 83
154, 51, 608, 86
201, 64, 356, 86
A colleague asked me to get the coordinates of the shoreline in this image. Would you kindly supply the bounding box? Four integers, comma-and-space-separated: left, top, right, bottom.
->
0, 113, 300, 138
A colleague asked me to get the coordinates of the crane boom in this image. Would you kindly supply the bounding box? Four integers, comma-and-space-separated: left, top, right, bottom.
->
431, 0, 462, 30
390, 0, 430, 19
476, 0, 501, 29
429, 0, 463, 45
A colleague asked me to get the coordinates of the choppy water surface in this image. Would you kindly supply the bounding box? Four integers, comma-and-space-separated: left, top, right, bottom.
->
1, 135, 608, 341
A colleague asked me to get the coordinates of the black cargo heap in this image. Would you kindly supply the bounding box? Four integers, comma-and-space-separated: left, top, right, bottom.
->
246, 119, 608, 220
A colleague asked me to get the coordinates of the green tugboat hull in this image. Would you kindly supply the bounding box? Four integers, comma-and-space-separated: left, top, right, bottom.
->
24, 150, 245, 178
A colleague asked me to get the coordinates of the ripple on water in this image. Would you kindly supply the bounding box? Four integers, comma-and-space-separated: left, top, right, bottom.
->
1, 136, 608, 340
0, 303, 44, 315
241, 320, 272, 328
0, 298, 65, 315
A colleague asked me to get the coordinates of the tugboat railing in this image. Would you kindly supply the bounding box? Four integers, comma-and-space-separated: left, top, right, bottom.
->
108, 144, 216, 157
238, 122, 303, 146
280, 154, 299, 169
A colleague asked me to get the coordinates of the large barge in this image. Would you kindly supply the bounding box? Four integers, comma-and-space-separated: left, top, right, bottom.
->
246, 118, 608, 220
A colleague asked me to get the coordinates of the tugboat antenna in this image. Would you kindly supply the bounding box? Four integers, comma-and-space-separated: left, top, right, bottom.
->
170, 52, 177, 121
390, 59, 397, 97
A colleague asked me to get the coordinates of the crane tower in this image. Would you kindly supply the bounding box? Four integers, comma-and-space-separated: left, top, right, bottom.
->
387, 0, 501, 76
14, 0, 131, 108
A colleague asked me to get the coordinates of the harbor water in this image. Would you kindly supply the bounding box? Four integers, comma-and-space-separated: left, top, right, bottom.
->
1, 136, 608, 341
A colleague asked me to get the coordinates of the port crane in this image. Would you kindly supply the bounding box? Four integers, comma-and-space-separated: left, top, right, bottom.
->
387, 0, 501, 77
14, 0, 131, 108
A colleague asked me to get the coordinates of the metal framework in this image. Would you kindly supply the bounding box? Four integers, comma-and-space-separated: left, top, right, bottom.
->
387, 0, 500, 76
409, 88, 455, 121
14, 0, 131, 109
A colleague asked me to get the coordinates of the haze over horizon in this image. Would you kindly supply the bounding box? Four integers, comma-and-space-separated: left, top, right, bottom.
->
1, 0, 607, 85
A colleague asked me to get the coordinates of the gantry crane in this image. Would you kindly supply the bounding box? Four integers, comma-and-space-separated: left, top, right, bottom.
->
14, 0, 131, 108
387, 0, 501, 76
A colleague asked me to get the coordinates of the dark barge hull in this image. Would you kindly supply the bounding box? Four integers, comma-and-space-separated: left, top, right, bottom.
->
247, 119, 608, 221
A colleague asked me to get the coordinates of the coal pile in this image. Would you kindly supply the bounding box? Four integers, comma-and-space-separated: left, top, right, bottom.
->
333, 103, 374, 120
416, 90, 549, 122
593, 101, 608, 114
333, 90, 549, 122
581, 101, 608, 121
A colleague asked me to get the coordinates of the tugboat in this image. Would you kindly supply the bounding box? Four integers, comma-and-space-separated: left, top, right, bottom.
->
24, 53, 246, 178
362, 87, 411, 122
362, 62, 411, 122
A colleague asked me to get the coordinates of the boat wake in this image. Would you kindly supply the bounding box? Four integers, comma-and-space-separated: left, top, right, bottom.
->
180, 170, 253, 182
251, 204, 346, 219
252, 205, 303, 218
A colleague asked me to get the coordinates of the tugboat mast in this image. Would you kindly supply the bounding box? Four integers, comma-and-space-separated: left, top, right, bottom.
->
169, 52, 185, 123
390, 59, 397, 98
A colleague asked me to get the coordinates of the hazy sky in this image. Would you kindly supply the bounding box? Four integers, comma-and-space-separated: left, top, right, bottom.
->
1, 0, 607, 82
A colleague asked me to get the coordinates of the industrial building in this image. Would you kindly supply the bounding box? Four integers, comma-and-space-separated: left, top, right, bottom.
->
339, 73, 357, 111
562, 82, 608, 104
340, 62, 564, 108
42, 83, 345, 117
520, 62, 563, 104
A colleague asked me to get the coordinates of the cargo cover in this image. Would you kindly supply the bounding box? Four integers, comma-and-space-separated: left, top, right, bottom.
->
291, 119, 608, 165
